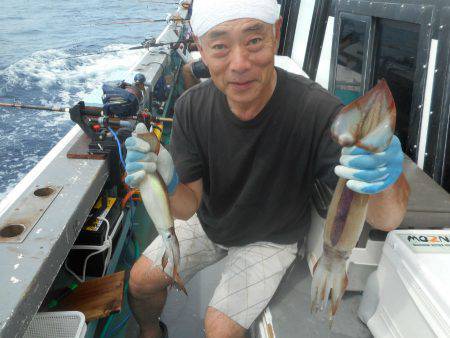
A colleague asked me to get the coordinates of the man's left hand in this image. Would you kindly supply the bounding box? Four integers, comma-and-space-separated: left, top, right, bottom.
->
334, 136, 404, 194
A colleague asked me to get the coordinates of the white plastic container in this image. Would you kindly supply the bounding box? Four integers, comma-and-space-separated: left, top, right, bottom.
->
359, 229, 450, 338
23, 311, 86, 338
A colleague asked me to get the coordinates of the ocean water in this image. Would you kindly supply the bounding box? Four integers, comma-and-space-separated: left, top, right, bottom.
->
0, 0, 173, 200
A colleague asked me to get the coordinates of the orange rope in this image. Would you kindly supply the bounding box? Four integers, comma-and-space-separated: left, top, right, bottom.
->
122, 189, 140, 209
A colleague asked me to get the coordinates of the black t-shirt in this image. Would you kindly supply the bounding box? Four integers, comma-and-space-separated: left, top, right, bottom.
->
171, 67, 343, 247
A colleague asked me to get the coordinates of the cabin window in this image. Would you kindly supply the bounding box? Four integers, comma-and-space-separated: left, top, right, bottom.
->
372, 19, 420, 157
335, 15, 369, 104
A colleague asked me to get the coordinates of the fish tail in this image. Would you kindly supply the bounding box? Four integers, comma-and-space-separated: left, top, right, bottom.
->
161, 229, 187, 296
168, 232, 187, 295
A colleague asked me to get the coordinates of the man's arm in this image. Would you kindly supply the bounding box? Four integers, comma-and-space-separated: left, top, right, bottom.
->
182, 59, 211, 90
182, 62, 201, 90
169, 179, 203, 220
367, 173, 410, 231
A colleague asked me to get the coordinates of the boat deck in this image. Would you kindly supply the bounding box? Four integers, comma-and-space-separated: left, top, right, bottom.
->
0, 128, 108, 337
269, 260, 371, 338
157, 257, 371, 338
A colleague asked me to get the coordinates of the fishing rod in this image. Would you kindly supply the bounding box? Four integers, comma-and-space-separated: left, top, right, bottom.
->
0, 102, 69, 113
89, 16, 188, 27
55, 46, 146, 61
0, 102, 174, 123
0, 102, 100, 114
53, 38, 193, 61
137, 0, 191, 7
101, 18, 179, 25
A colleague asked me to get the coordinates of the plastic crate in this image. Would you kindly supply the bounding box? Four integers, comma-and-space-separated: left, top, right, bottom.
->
23, 311, 86, 338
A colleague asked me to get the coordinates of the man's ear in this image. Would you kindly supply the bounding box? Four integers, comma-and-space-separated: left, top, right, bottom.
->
274, 17, 283, 52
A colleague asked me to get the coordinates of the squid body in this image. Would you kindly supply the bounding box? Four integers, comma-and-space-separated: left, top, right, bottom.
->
310, 80, 409, 323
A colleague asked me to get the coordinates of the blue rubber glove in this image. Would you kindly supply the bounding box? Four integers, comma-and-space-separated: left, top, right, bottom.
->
124, 136, 179, 195
334, 135, 404, 194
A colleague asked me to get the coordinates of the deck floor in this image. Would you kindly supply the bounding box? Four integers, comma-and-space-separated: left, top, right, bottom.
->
269, 259, 372, 338
130, 257, 374, 338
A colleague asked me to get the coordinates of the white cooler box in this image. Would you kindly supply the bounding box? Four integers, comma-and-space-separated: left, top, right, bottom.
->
358, 229, 450, 338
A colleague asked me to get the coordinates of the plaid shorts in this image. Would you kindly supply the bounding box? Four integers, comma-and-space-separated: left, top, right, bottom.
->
143, 215, 298, 329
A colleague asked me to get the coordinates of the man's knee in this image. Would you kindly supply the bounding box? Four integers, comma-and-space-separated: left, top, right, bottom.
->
129, 256, 171, 298
204, 307, 246, 338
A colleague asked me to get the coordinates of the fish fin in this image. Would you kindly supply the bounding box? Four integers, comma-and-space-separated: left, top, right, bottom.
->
172, 265, 188, 296
160, 250, 175, 291
161, 251, 177, 292
161, 241, 186, 295
168, 241, 187, 296
161, 250, 169, 271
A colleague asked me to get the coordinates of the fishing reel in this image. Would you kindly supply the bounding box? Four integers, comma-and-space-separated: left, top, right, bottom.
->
102, 75, 148, 118
69, 72, 168, 188
77, 73, 153, 137
69, 103, 164, 144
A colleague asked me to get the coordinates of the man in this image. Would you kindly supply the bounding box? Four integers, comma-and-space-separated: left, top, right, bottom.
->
182, 59, 210, 89
124, 0, 408, 337
181, 0, 211, 89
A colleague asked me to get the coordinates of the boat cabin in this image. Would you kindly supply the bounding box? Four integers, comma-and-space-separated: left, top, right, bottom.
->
0, 0, 449, 337
280, 0, 450, 189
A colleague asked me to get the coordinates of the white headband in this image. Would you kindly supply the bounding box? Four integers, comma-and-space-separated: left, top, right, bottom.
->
190, 0, 280, 37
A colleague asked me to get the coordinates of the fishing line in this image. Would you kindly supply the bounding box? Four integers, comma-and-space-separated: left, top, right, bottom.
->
0, 95, 20, 101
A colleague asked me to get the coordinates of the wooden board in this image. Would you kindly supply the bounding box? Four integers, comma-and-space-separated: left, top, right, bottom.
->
57, 271, 125, 322
66, 133, 106, 160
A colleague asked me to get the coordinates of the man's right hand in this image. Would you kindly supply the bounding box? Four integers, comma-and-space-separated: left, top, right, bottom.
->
124, 136, 178, 194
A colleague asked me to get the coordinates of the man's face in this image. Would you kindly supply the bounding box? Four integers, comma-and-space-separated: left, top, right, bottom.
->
198, 18, 281, 106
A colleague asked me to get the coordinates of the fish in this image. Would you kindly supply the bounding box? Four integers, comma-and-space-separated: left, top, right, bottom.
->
134, 123, 187, 295
310, 80, 408, 323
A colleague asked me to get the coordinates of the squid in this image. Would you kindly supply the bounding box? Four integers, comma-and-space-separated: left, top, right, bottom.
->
310, 80, 408, 323
135, 123, 187, 295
